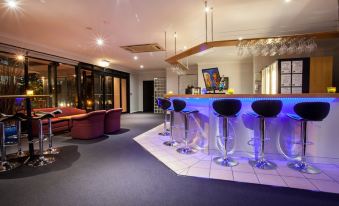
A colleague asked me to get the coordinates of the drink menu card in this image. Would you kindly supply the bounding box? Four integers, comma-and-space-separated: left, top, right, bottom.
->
281, 61, 292, 74
281, 87, 291, 94
292, 74, 302, 87
292, 87, 302, 94
281, 74, 291, 86
292, 61, 303, 73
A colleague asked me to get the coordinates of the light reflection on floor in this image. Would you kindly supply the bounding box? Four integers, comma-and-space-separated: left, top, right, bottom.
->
134, 125, 339, 194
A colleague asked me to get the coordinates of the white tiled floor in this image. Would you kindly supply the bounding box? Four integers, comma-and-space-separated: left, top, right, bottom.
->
134, 125, 339, 194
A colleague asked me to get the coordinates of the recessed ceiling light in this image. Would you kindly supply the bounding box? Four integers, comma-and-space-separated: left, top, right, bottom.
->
285, 0, 291, 3
140, 65, 144, 69
6, 0, 18, 9
99, 60, 109, 67
16, 54, 25, 61
133, 56, 138, 60
96, 38, 104, 46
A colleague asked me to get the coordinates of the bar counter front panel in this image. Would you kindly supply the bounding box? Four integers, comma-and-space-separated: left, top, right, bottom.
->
166, 94, 339, 164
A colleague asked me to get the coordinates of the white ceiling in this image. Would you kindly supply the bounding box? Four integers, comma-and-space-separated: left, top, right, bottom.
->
0, 0, 337, 72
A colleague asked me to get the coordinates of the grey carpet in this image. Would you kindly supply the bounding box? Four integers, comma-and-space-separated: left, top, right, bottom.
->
0, 113, 338, 206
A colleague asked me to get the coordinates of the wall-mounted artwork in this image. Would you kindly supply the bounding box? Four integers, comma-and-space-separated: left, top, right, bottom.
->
202, 67, 220, 91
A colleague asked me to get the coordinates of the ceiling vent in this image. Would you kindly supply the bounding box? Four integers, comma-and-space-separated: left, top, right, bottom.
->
121, 43, 165, 53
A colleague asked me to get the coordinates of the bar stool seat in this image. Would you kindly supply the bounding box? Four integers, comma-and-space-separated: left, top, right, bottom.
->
212, 99, 242, 167
287, 102, 330, 174
173, 99, 199, 155
249, 100, 282, 170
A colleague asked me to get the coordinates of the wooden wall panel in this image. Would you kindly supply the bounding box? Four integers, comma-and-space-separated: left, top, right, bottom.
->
309, 56, 333, 93
114, 77, 121, 108
121, 78, 127, 112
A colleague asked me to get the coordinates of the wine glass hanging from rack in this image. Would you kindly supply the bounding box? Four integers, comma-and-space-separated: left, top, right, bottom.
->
237, 36, 317, 57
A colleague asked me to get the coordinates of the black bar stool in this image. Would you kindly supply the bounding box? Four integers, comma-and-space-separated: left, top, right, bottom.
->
248, 100, 282, 170
27, 110, 61, 167
157, 98, 177, 146
287, 102, 330, 174
172, 99, 198, 155
212, 99, 242, 167
0, 113, 23, 172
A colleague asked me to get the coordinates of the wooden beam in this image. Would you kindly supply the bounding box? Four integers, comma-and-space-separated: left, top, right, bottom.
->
165, 31, 339, 66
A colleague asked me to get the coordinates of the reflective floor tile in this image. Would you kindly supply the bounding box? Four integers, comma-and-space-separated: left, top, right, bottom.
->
210, 169, 234, 181
282, 176, 318, 191
233, 172, 259, 184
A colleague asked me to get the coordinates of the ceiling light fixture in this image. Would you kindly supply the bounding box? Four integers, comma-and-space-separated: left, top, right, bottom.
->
140, 65, 144, 69
99, 60, 110, 67
96, 38, 104, 46
285, 0, 291, 3
133, 56, 138, 60
16, 54, 25, 61
6, 0, 18, 9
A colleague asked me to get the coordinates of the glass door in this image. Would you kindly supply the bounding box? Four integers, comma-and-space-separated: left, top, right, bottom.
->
79, 69, 94, 111
105, 76, 113, 109
94, 73, 104, 110
57, 64, 77, 107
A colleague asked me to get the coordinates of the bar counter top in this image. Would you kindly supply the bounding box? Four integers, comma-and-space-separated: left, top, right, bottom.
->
165, 93, 339, 98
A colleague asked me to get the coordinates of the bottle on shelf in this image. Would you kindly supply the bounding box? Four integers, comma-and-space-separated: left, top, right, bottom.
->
219, 75, 225, 92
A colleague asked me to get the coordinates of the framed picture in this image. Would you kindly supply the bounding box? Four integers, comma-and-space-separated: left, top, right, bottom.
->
202, 68, 221, 90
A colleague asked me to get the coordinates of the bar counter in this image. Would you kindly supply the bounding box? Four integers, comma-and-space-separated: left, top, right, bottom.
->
165, 93, 339, 164
165, 93, 339, 98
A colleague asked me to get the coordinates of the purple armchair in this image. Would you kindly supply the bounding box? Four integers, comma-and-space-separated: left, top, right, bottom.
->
71, 110, 106, 140
104, 108, 122, 134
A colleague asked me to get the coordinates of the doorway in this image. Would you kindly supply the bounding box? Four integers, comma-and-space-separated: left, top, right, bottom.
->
143, 80, 154, 112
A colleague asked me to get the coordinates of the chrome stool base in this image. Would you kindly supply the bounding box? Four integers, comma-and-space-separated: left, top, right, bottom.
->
27, 156, 55, 167
249, 159, 277, 170
0, 161, 20, 172
158, 131, 170, 136
163, 140, 178, 147
44, 147, 60, 155
288, 161, 320, 174
214, 157, 238, 167
176, 147, 196, 155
